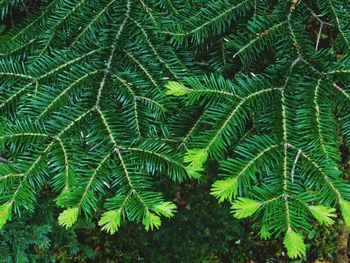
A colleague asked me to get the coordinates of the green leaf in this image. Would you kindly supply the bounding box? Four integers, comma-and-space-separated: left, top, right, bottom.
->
143, 211, 161, 231
308, 205, 336, 226
259, 225, 271, 240
0, 203, 11, 229
165, 81, 191, 96
231, 197, 261, 219
153, 202, 177, 218
58, 207, 79, 229
186, 168, 203, 179
283, 229, 306, 259
184, 149, 208, 169
340, 199, 350, 228
211, 177, 238, 202
183, 149, 208, 180
98, 209, 122, 235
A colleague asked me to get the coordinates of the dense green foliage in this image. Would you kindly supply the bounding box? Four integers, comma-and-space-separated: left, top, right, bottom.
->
0, 0, 349, 260
0, 202, 96, 263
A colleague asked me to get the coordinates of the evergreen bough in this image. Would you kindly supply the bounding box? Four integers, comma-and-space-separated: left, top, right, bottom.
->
0, 0, 349, 259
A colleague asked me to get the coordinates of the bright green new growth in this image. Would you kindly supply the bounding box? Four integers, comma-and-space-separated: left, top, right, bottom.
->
183, 149, 208, 179
98, 210, 122, 235
231, 197, 261, 219
143, 211, 161, 231
165, 81, 191, 97
284, 229, 306, 259
183, 149, 208, 169
153, 202, 177, 218
211, 178, 238, 202
0, 203, 11, 228
0, 0, 349, 259
340, 199, 350, 228
58, 207, 79, 229
308, 205, 336, 226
